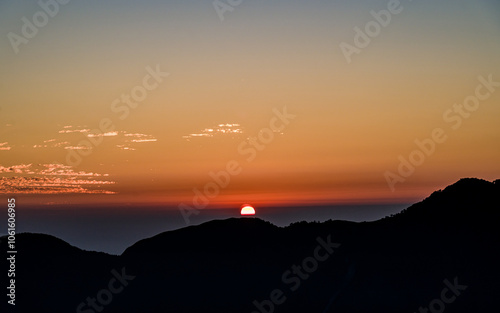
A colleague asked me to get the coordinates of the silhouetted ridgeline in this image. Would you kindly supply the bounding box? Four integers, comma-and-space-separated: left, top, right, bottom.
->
1, 178, 499, 313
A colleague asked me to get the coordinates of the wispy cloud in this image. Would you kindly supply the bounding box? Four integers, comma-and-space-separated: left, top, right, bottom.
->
87, 131, 119, 138
182, 123, 243, 141
116, 145, 136, 151
0, 163, 115, 194
0, 142, 12, 151
64, 146, 91, 150
32, 127, 157, 152
33, 139, 70, 149
58, 128, 90, 134
117, 132, 157, 150
2, 127, 159, 194
0, 177, 116, 194
0, 163, 110, 176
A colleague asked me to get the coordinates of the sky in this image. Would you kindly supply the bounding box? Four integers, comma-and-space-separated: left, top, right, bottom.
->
1, 0, 500, 214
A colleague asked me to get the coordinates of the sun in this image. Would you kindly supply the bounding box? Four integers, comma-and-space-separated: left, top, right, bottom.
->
240, 205, 255, 215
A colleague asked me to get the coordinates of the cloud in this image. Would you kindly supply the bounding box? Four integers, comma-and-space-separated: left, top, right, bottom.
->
58, 128, 90, 134
87, 131, 119, 138
130, 138, 157, 143
3, 125, 159, 193
117, 132, 157, 150
182, 123, 243, 140
116, 145, 136, 151
32, 128, 158, 152
64, 146, 91, 150
0, 142, 12, 151
0, 163, 115, 194
0, 177, 116, 194
33, 139, 70, 149
0, 164, 33, 174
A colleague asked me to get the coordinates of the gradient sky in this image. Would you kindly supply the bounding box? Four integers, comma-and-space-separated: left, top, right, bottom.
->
1, 0, 500, 209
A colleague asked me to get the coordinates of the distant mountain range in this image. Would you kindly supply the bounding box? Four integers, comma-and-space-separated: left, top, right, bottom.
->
1, 178, 499, 313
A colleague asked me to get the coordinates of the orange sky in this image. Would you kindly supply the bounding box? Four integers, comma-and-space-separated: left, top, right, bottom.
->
1, 0, 500, 209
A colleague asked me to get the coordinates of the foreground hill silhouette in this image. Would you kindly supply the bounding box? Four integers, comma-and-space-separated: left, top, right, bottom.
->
1, 178, 499, 313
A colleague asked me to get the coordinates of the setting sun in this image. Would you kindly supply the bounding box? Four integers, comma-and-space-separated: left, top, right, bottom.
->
240, 205, 256, 216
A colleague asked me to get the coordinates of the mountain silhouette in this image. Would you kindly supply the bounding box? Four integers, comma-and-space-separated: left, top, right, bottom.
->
1, 178, 499, 313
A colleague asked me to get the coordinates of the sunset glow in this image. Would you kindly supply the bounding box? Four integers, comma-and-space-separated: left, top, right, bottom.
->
0, 0, 499, 210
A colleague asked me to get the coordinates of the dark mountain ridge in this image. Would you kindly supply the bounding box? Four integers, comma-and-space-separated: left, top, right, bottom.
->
1, 178, 499, 313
